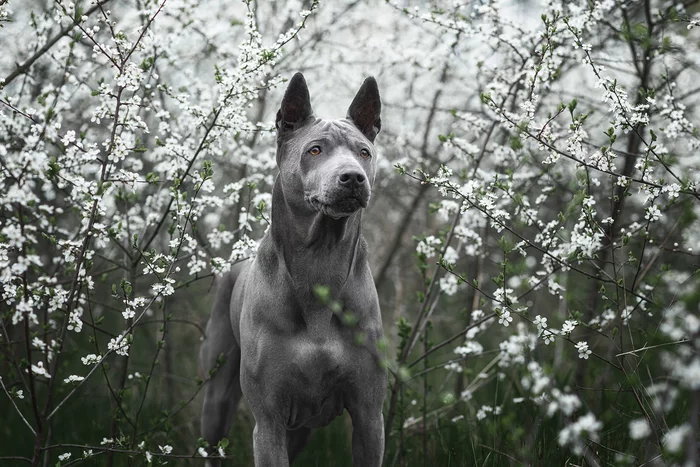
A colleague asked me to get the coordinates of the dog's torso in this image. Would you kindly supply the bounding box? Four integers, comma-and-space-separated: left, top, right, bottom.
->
230, 204, 384, 430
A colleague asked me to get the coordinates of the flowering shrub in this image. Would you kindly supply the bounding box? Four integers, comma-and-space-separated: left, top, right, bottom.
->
383, 1, 700, 465
1, 0, 700, 465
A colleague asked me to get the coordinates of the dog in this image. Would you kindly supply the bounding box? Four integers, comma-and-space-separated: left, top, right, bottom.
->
200, 73, 387, 466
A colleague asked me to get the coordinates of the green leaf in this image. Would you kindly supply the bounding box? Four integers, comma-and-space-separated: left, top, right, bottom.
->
313, 284, 330, 304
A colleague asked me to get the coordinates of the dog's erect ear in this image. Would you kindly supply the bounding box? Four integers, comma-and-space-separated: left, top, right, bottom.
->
276, 73, 314, 134
347, 77, 381, 143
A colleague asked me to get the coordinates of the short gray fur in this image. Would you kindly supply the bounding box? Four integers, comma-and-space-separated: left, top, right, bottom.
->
200, 73, 387, 466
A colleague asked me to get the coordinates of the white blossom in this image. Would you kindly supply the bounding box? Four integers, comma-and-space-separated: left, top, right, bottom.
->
30, 361, 51, 378
663, 424, 690, 453
498, 309, 513, 327
416, 236, 442, 258
81, 354, 101, 365
558, 413, 602, 455
108, 334, 131, 357
575, 341, 591, 360
561, 320, 577, 334
439, 274, 459, 296
63, 375, 85, 384
628, 418, 651, 440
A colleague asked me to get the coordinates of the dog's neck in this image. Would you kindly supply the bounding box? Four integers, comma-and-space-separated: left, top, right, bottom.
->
270, 176, 364, 296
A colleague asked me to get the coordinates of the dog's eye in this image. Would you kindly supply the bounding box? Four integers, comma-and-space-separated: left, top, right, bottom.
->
360, 149, 371, 159
308, 146, 322, 156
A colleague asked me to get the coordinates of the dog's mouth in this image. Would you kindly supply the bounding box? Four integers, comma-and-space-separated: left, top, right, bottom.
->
306, 195, 368, 218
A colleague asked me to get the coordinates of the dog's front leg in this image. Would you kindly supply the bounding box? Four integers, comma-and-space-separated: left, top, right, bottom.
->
349, 407, 384, 467
252, 417, 289, 467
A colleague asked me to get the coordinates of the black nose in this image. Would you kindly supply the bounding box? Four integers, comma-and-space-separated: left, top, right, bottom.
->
338, 171, 366, 186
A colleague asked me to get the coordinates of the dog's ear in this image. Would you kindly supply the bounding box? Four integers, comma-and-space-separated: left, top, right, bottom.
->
276, 73, 314, 134
347, 77, 381, 143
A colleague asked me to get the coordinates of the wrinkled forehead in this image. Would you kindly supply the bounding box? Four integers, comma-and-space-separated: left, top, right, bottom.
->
278, 118, 370, 153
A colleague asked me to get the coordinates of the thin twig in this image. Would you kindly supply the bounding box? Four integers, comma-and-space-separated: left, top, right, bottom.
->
0, 376, 37, 435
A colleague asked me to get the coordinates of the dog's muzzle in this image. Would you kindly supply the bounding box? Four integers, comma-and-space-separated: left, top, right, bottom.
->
305, 174, 370, 218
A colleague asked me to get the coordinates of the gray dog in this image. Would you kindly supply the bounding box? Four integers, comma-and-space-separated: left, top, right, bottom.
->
200, 73, 387, 466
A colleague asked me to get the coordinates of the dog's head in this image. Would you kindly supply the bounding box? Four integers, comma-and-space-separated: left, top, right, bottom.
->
275, 73, 381, 219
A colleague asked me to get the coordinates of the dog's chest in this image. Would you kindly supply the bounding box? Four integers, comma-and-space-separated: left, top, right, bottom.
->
293, 335, 344, 365
281, 333, 358, 428
288, 332, 353, 387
